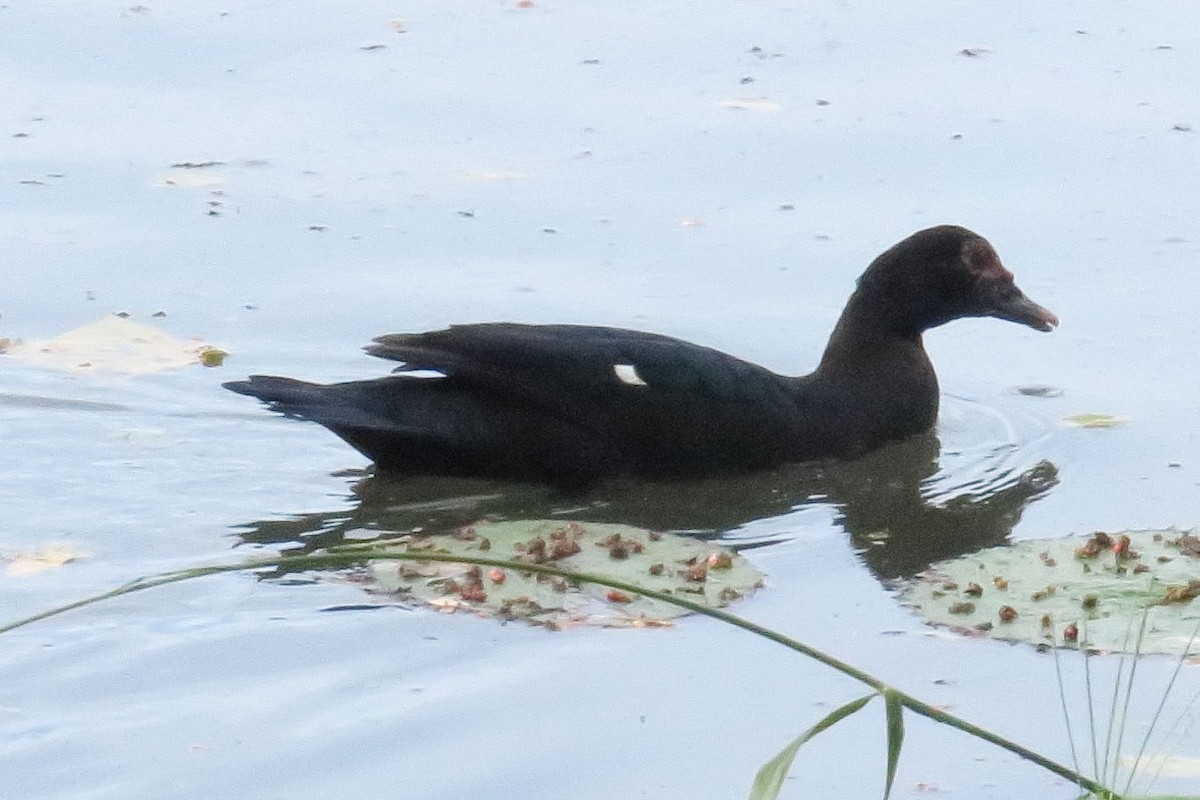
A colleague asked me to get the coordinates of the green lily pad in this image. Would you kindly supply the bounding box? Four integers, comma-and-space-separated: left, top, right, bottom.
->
899, 529, 1200, 655
362, 520, 764, 629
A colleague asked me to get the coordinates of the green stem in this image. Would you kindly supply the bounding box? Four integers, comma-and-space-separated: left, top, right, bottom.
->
1, 548, 1118, 797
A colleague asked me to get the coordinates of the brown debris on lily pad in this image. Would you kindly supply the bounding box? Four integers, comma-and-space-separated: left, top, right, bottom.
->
364, 520, 764, 629
899, 528, 1200, 655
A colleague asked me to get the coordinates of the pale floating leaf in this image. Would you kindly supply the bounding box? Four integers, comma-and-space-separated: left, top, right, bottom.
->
1120, 753, 1200, 779
155, 168, 227, 188
109, 427, 171, 449
716, 97, 782, 111
458, 169, 526, 183
3, 316, 224, 375
899, 529, 1200, 655
362, 520, 764, 629
6, 544, 88, 576
1064, 413, 1126, 428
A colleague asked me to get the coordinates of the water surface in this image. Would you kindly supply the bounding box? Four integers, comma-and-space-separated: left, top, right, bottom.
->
4, 2, 1200, 798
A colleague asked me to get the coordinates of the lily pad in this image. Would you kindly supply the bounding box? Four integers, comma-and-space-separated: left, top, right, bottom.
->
361, 520, 764, 629
899, 529, 1200, 655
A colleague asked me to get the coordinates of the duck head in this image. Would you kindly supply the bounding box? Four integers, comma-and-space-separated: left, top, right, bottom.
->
852, 225, 1059, 338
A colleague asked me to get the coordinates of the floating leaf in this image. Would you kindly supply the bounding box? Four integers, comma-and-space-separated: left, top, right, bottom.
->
6, 544, 88, 576
716, 97, 782, 111
363, 520, 764, 629
198, 347, 229, 367
156, 166, 227, 188
1123, 753, 1200, 779
3, 316, 224, 375
1064, 413, 1126, 428
458, 169, 526, 183
1016, 384, 1063, 398
899, 530, 1200, 655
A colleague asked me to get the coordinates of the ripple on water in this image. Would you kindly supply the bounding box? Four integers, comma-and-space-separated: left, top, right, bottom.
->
926, 392, 1058, 506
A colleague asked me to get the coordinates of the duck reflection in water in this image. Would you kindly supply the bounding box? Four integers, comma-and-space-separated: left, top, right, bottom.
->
234, 431, 1057, 582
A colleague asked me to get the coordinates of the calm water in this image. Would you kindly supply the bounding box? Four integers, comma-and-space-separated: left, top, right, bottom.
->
4, 2, 1200, 798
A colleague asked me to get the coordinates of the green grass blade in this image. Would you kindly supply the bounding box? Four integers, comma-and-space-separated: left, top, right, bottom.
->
1125, 618, 1200, 797
1054, 640, 1085, 791
883, 689, 905, 800
1085, 637, 1102, 781
1101, 635, 1129, 784
748, 693, 876, 800
1, 548, 1121, 798
0, 564, 242, 634
1111, 613, 1150, 788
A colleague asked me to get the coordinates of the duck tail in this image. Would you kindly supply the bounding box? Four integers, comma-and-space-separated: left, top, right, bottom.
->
223, 375, 325, 406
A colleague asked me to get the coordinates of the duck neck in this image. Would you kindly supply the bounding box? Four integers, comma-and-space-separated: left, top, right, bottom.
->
812, 292, 939, 429
816, 291, 926, 372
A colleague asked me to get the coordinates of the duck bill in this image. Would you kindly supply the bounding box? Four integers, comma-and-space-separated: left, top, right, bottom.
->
991, 288, 1059, 332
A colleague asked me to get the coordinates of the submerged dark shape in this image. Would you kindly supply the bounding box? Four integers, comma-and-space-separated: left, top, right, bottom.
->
235, 431, 1060, 581
225, 225, 1057, 487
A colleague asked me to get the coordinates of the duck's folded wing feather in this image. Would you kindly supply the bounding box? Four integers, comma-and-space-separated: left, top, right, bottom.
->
365, 323, 795, 406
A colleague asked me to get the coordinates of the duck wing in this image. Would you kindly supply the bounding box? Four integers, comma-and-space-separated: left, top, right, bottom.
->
227, 324, 821, 485
359, 324, 818, 480
366, 323, 795, 406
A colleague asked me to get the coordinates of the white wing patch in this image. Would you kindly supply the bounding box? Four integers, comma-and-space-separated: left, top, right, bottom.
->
613, 363, 649, 387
